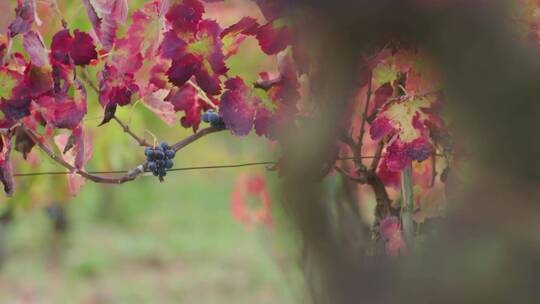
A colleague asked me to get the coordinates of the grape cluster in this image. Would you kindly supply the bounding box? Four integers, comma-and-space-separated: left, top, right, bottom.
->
202, 109, 226, 129
145, 143, 175, 182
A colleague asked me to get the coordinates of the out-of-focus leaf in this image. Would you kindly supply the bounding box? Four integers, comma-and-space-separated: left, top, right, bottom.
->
231, 174, 273, 230
54, 126, 92, 197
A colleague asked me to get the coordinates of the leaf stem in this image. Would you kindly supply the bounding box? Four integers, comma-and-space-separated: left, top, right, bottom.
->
187, 80, 218, 109
50, 0, 68, 29
112, 116, 152, 147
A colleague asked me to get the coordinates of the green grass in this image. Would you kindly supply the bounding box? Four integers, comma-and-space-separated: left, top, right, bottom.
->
0, 171, 301, 303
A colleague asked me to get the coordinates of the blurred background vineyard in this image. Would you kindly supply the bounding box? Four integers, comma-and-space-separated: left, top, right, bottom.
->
0, 0, 300, 303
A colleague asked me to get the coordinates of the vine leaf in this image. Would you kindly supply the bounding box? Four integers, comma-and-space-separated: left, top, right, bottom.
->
22, 31, 49, 67
14, 126, 35, 158
231, 174, 273, 230
81, 0, 129, 50
220, 77, 259, 136
166, 83, 213, 132
379, 216, 407, 257
54, 126, 92, 196
142, 89, 177, 127
8, 0, 41, 38
0, 134, 14, 197
220, 17, 259, 58
163, 19, 228, 95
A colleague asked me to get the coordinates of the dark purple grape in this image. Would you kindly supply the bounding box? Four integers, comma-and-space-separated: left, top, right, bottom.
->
148, 161, 157, 171
165, 149, 175, 159
210, 116, 226, 129
165, 159, 173, 169
154, 150, 164, 160
202, 112, 210, 123
208, 113, 219, 124
144, 147, 154, 158
160, 142, 169, 150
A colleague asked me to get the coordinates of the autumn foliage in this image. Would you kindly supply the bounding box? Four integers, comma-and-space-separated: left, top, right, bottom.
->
3, 0, 539, 260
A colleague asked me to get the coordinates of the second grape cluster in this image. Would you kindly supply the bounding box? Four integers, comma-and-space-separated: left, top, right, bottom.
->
202, 109, 226, 129
145, 143, 175, 182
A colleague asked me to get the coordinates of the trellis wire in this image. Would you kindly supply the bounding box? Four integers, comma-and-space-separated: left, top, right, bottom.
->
12, 156, 379, 178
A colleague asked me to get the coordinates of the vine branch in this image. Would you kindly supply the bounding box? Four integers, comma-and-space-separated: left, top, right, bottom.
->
112, 116, 152, 147
80, 69, 153, 148
358, 76, 373, 158
21, 125, 222, 184
171, 127, 224, 151
369, 140, 385, 172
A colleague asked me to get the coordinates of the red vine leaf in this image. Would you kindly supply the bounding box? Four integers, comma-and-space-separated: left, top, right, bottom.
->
54, 126, 93, 196
0, 134, 14, 197
221, 17, 259, 58
50, 29, 73, 66
165, 0, 205, 34
22, 31, 49, 68
142, 89, 177, 127
29, 82, 87, 130
231, 174, 273, 230
98, 64, 139, 108
112, 0, 163, 74
379, 216, 407, 257
161, 10, 228, 95
166, 83, 212, 132
70, 30, 98, 66
8, 0, 40, 38
220, 77, 259, 136
0, 67, 23, 100
14, 126, 34, 159
256, 19, 292, 55
81, 0, 129, 50
220, 53, 299, 138
23, 64, 53, 98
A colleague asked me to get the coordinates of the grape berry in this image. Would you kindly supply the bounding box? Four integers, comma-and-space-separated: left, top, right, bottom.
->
145, 143, 175, 182
202, 109, 226, 129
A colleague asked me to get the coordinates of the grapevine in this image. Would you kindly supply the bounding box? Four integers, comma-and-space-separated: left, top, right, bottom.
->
0, 1, 538, 303
0, 0, 482, 258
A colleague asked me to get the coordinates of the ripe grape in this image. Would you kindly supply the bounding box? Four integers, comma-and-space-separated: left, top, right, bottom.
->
155, 150, 164, 160
201, 109, 226, 129
209, 113, 219, 124
165, 149, 175, 159
144, 147, 154, 158
202, 112, 210, 123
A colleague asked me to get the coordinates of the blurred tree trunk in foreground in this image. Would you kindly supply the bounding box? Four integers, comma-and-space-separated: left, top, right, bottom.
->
277, 0, 540, 303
